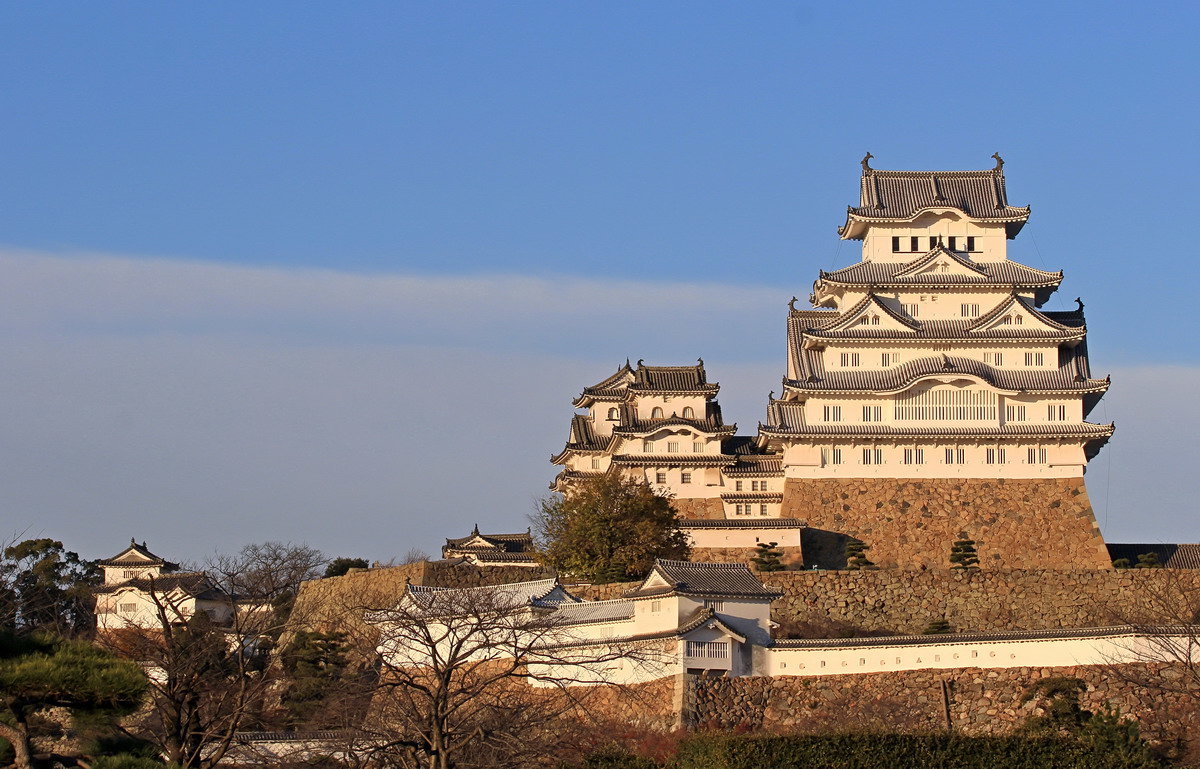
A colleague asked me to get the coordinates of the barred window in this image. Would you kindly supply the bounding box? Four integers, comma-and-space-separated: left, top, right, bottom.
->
839, 352, 861, 367
961, 303, 980, 317
862, 448, 884, 465
823, 405, 842, 422
944, 448, 966, 465
681, 472, 691, 484
693, 441, 704, 452
903, 448, 924, 465
1047, 404, 1067, 421
821, 447, 844, 466
862, 405, 883, 422
643, 440, 654, 452
655, 472, 667, 484
667, 441, 679, 453
1005, 404, 1027, 422
986, 448, 1007, 465
1028, 447, 1048, 464
682, 406, 695, 418
1024, 352, 1044, 366
760, 504, 768, 515
651, 407, 664, 418
895, 387, 997, 421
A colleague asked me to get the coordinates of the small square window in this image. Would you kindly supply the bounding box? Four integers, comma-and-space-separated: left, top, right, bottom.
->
681, 472, 692, 484
655, 472, 667, 484
693, 441, 704, 452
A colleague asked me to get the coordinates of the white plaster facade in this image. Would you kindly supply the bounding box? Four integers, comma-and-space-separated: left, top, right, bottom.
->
94, 540, 233, 631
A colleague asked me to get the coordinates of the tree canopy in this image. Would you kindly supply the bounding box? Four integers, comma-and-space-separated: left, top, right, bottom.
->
533, 474, 690, 583
1, 539, 99, 637
0, 633, 147, 769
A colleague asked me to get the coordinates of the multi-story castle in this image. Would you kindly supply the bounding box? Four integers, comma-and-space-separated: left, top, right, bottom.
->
553, 156, 1114, 569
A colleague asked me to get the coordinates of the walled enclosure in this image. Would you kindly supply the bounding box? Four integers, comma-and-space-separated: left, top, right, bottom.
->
782, 477, 1111, 570
686, 663, 1196, 745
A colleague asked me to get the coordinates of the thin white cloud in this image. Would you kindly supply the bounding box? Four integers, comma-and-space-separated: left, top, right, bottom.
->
0, 249, 1193, 563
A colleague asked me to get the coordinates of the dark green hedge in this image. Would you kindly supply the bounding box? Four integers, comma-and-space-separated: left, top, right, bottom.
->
672, 733, 1162, 769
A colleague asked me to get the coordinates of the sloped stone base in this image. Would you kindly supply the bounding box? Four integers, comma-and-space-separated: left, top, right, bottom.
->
781, 477, 1110, 569
672, 497, 724, 519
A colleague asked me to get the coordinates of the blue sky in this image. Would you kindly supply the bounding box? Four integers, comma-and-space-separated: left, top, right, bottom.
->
1, 2, 1197, 562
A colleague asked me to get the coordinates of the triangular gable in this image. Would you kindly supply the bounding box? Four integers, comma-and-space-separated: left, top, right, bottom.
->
968, 295, 1070, 334
893, 246, 989, 280
637, 566, 676, 593
679, 611, 747, 644
825, 294, 919, 332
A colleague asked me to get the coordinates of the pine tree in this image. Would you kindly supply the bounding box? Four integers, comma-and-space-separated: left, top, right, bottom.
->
750, 542, 784, 572
922, 618, 953, 634
844, 540, 875, 570
1135, 551, 1163, 569
949, 538, 980, 569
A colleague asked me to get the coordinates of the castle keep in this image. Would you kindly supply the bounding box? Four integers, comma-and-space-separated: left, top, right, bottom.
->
553, 157, 1114, 569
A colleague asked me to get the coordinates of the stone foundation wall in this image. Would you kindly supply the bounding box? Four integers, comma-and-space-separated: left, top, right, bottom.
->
782, 477, 1110, 569
685, 664, 1197, 745
763, 568, 1200, 636
692, 546, 804, 568
672, 497, 725, 519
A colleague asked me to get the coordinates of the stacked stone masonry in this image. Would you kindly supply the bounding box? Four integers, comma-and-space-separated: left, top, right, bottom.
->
686, 664, 1196, 745
783, 477, 1111, 570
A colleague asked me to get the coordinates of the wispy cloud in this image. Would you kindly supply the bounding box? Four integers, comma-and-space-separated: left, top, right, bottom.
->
0, 249, 1193, 562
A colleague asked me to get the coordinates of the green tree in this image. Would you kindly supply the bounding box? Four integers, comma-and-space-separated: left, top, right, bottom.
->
844, 540, 875, 570
323, 557, 369, 579
1020, 676, 1090, 735
750, 542, 784, 572
534, 474, 689, 583
279, 630, 353, 728
922, 618, 953, 635
949, 539, 980, 569
0, 633, 147, 769
1135, 552, 1163, 569
1, 539, 99, 637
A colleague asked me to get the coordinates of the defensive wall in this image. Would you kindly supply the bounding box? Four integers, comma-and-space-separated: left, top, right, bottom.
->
782, 477, 1111, 570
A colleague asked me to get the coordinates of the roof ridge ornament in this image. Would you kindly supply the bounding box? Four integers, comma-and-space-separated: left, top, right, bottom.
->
861, 152, 873, 172
1075, 297, 1085, 312
992, 152, 1004, 171
942, 354, 955, 371
788, 296, 798, 312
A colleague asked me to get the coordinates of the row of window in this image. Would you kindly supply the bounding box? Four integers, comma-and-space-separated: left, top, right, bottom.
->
821, 402, 1070, 423
891, 235, 979, 253
821, 446, 1053, 466
733, 480, 769, 491
732, 504, 772, 516
654, 471, 693, 484
835, 348, 1045, 368
607, 406, 697, 420
643, 440, 706, 453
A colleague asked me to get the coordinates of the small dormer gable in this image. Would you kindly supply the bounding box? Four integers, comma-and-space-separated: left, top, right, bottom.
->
98, 539, 176, 585
826, 294, 918, 333
968, 295, 1071, 335
893, 246, 989, 280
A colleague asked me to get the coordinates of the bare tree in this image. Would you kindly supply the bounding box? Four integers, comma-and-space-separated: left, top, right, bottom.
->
358, 581, 671, 769
98, 542, 327, 768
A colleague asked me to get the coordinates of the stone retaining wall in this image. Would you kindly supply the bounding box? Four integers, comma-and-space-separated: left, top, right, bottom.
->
673, 497, 725, 519
782, 477, 1111, 569
685, 663, 1196, 746
763, 568, 1200, 636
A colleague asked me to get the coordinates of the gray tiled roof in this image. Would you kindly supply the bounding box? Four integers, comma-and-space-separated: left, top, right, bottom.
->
443, 530, 534, 552
722, 459, 784, 477
1106, 544, 1200, 569
578, 362, 634, 400
613, 413, 735, 436
818, 249, 1060, 288
628, 559, 781, 599
611, 454, 736, 467
551, 599, 636, 626
630, 362, 718, 393
719, 493, 785, 503
681, 518, 805, 529
94, 571, 220, 598
97, 539, 175, 568
848, 168, 1030, 222
758, 418, 1115, 441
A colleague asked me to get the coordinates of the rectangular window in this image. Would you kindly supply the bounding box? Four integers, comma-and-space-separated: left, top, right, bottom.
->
750, 480, 760, 491
903, 303, 919, 317
966, 236, 976, 252
1047, 404, 1067, 421
881, 352, 901, 366
650, 600, 661, 612
760, 504, 768, 515
839, 352, 860, 367
929, 236, 939, 250
681, 472, 691, 484
1005, 404, 1027, 422
895, 388, 997, 421
823, 405, 843, 422
123, 570, 138, 579
643, 440, 654, 452
735, 480, 743, 491
862, 448, 884, 465
821, 447, 843, 466
667, 441, 679, 453
591, 457, 601, 469
703, 599, 725, 612
944, 448, 966, 465
948, 236, 958, 251
1024, 352, 1045, 366
1028, 447, 1048, 464
693, 441, 704, 453
655, 471, 667, 484
986, 448, 1007, 465
961, 303, 980, 317
902, 448, 924, 465
891, 236, 901, 252
985, 352, 1004, 366
120, 603, 136, 613
910, 236, 920, 251
862, 405, 882, 422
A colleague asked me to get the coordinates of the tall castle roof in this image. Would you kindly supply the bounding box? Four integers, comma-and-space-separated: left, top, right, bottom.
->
839, 155, 1030, 239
